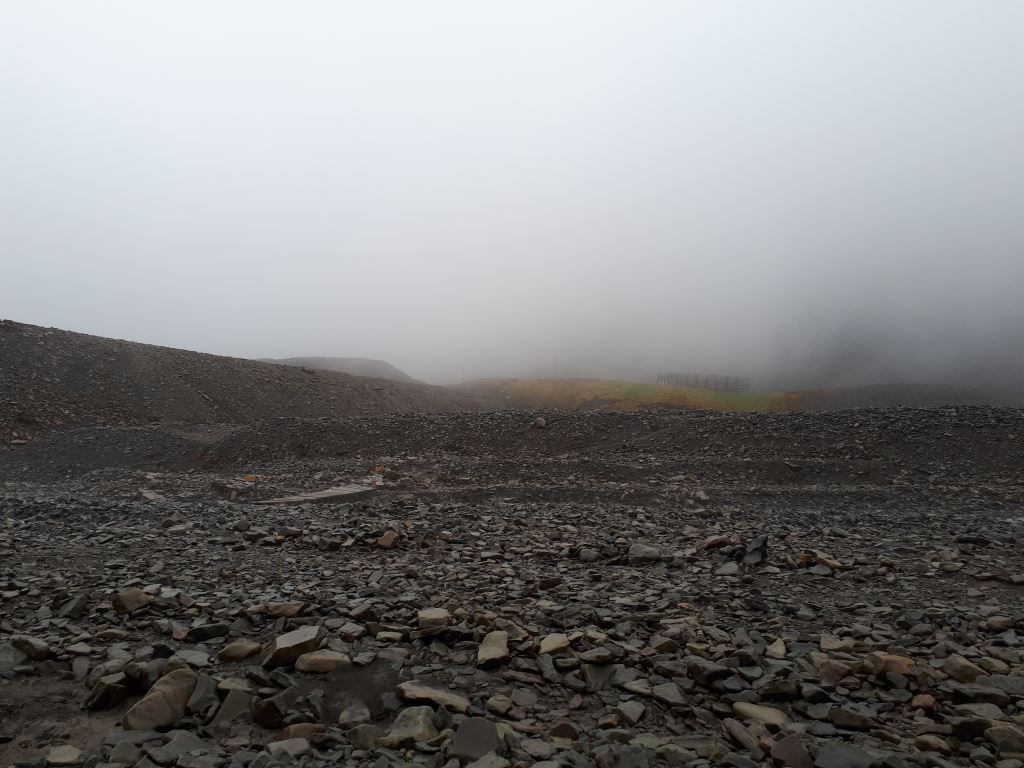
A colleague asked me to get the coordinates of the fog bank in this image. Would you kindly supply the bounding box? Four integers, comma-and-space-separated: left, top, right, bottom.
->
2, 2, 1022, 390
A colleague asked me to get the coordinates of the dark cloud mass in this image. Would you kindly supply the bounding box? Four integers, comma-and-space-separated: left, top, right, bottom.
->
2, 2, 1022, 390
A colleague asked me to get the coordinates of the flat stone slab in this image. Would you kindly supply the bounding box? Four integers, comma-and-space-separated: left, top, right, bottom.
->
255, 484, 375, 505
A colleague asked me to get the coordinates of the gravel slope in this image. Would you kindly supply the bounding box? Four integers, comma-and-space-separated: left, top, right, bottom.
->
0, 320, 482, 445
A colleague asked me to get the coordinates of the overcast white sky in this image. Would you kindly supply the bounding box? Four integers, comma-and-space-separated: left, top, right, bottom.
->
2, 2, 1023, 386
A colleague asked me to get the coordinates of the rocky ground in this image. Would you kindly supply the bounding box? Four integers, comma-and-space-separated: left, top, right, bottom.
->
1, 407, 1023, 768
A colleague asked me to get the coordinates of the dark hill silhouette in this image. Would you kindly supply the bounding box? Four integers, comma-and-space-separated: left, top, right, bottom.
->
0, 319, 481, 445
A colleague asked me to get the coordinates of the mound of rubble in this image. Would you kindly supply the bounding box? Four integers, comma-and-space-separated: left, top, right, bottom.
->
0, 320, 482, 446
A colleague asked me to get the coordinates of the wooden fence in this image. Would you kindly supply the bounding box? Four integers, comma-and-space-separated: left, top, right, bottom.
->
657, 373, 749, 392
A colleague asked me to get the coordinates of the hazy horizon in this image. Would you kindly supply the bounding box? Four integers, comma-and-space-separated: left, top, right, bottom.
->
3, 2, 1023, 389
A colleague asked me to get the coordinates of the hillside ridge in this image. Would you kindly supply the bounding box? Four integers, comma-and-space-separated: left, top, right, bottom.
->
0, 319, 481, 444
261, 355, 418, 383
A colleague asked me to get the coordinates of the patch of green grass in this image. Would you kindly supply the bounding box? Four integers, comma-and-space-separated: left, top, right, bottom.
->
466, 378, 791, 412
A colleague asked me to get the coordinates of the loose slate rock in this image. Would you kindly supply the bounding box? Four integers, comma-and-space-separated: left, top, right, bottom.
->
733, 702, 789, 725
771, 734, 813, 768
539, 633, 570, 655
813, 742, 874, 768
478, 630, 510, 666
985, 725, 1024, 754
295, 649, 349, 672
418, 607, 451, 628
13, 635, 51, 660
145, 730, 209, 765
379, 706, 438, 747
397, 680, 471, 713
122, 668, 198, 731
627, 543, 661, 564
217, 638, 262, 662
338, 701, 372, 729
262, 624, 322, 668
267, 738, 311, 758
45, 745, 82, 766
112, 587, 153, 615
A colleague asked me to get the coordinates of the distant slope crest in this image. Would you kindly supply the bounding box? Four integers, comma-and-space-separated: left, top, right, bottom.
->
261, 356, 418, 383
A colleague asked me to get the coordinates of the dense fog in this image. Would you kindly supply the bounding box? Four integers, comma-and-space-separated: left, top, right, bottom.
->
3, 2, 1022, 390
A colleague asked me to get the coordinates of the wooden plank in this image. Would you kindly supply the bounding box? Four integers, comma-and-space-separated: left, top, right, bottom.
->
255, 484, 376, 505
